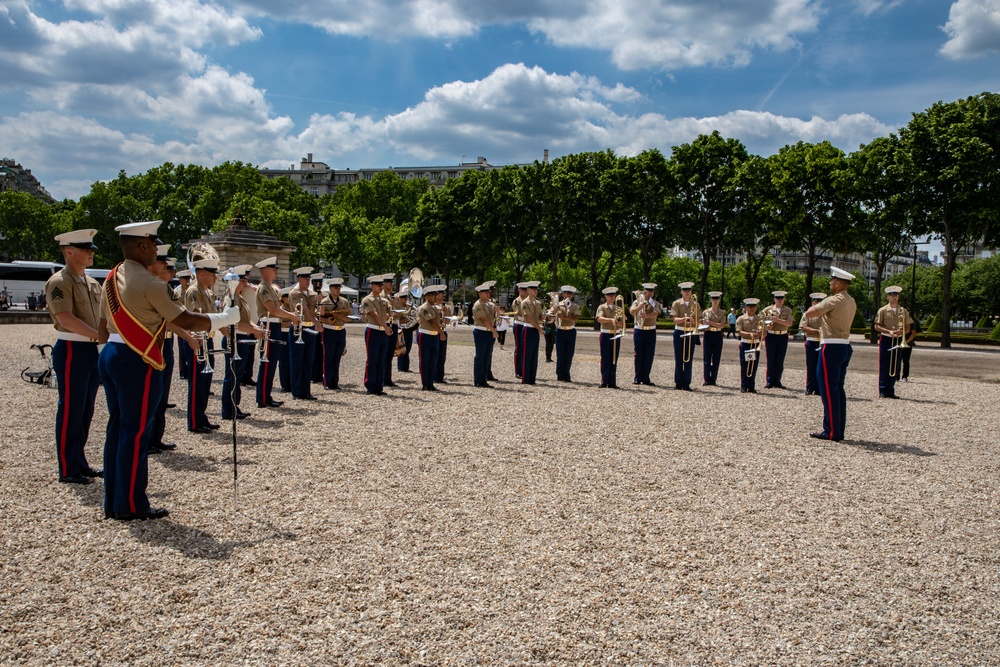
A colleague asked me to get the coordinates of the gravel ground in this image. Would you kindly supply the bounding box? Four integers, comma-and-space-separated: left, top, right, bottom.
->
1, 323, 998, 666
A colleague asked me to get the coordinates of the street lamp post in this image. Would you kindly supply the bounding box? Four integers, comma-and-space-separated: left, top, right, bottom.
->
910, 239, 930, 318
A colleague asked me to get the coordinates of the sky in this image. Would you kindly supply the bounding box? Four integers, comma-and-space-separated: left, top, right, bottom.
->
1, 0, 998, 204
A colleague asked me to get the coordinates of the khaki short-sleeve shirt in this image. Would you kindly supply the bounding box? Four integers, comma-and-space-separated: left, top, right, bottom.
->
103, 259, 185, 334
812, 291, 857, 340
702, 306, 726, 331
472, 299, 495, 328
46, 267, 102, 332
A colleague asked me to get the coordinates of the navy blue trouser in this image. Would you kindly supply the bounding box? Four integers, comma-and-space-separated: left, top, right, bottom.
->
817, 343, 852, 440
633, 328, 656, 383
383, 325, 397, 385
473, 328, 495, 385
599, 332, 620, 387
520, 326, 539, 384
242, 342, 256, 384
365, 326, 388, 393
100, 343, 163, 515
702, 331, 723, 385
322, 327, 347, 389
187, 339, 213, 430
513, 323, 523, 377
221, 334, 252, 419
289, 326, 316, 398
878, 334, 901, 396
739, 342, 759, 391
765, 334, 789, 386
149, 336, 174, 447
53, 339, 100, 478
256, 321, 281, 405
177, 336, 191, 379
311, 330, 324, 383
277, 327, 291, 391
416, 331, 439, 389
804, 340, 820, 394
673, 329, 694, 389
436, 334, 448, 382
555, 328, 576, 381
397, 327, 413, 371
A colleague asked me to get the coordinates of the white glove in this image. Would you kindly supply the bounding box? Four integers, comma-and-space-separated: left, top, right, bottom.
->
206, 304, 241, 328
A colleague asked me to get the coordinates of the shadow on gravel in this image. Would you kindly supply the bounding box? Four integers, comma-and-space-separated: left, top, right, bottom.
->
130, 516, 297, 560
155, 451, 220, 473
843, 440, 936, 457
70, 483, 104, 509
900, 397, 958, 405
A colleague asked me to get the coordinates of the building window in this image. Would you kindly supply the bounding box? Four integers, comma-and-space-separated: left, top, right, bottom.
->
310, 187, 319, 197
448, 172, 457, 179
431, 172, 441, 181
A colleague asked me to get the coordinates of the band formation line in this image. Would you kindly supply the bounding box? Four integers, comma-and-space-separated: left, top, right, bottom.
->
44, 223, 916, 521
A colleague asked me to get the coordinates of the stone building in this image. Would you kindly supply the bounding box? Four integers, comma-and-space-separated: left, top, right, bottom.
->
0, 158, 55, 204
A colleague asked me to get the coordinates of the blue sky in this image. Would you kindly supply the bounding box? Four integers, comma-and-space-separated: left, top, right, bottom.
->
1, 0, 998, 204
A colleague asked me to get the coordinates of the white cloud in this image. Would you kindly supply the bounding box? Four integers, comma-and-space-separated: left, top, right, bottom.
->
231, 0, 821, 70
941, 0, 1000, 58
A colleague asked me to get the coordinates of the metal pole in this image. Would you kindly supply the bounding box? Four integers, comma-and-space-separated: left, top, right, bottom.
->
910, 242, 917, 317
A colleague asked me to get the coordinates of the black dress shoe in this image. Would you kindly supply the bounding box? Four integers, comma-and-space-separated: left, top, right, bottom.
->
487, 376, 498, 381
268, 400, 283, 407
155, 442, 177, 451
112, 507, 169, 521
165, 403, 177, 409
236, 410, 251, 419
385, 381, 397, 388
242, 380, 257, 387
83, 467, 104, 478
422, 386, 439, 392
475, 383, 494, 388
189, 426, 211, 434
775, 383, 786, 389
809, 432, 833, 440
765, 384, 774, 389
642, 381, 655, 386
59, 474, 92, 485
206, 423, 221, 430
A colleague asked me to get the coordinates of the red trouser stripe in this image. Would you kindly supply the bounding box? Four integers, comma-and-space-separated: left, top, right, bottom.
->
189, 348, 198, 429
820, 345, 833, 439
129, 365, 153, 513
58, 341, 73, 476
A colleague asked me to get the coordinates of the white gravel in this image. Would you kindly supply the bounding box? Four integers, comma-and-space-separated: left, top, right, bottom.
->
1, 323, 998, 666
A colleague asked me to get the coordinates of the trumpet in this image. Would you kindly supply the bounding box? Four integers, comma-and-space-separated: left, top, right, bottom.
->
193, 331, 215, 374
292, 302, 305, 344
888, 310, 911, 378
681, 294, 700, 364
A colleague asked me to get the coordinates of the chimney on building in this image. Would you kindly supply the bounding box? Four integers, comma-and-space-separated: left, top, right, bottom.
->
543, 149, 549, 164
307, 153, 313, 163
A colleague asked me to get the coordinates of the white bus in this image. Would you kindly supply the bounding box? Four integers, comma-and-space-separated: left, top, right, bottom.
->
0, 261, 110, 310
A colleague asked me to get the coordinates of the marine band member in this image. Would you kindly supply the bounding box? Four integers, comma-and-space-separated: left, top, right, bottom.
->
670, 281, 698, 391
511, 282, 527, 378
254, 256, 300, 408
554, 285, 581, 382
318, 277, 350, 390
737, 298, 763, 393
361, 275, 393, 395
472, 281, 499, 388
595, 286, 621, 388
185, 257, 222, 432
519, 281, 544, 385
702, 291, 726, 386
874, 285, 912, 399
287, 267, 322, 400
221, 266, 264, 420
175, 269, 193, 380
762, 290, 794, 389
98, 220, 240, 520
46, 229, 103, 484
799, 292, 826, 396
416, 284, 446, 391
630, 282, 661, 386
805, 267, 858, 442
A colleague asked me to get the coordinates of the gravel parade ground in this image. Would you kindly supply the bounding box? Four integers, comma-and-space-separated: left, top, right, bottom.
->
2, 323, 998, 666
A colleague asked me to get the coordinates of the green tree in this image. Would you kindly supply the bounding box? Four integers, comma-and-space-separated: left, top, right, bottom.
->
769, 141, 855, 308
898, 92, 1000, 346
622, 149, 677, 282
0, 192, 64, 262
671, 131, 748, 302
729, 155, 782, 297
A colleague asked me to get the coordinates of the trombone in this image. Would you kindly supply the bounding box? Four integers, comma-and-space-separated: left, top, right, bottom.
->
611, 294, 627, 360
681, 294, 700, 364
888, 310, 911, 377
193, 331, 215, 374
291, 302, 305, 344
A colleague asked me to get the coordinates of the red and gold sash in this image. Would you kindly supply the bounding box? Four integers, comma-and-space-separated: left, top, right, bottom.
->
105, 263, 167, 370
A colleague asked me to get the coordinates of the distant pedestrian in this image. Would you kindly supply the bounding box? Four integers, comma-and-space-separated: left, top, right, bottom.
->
727, 308, 737, 338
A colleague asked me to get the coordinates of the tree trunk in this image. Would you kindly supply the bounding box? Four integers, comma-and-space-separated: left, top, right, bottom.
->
804, 241, 817, 311
870, 256, 885, 344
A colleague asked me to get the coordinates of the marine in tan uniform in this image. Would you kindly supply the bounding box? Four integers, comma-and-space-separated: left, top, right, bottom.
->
511, 283, 527, 378
254, 256, 299, 407
185, 258, 220, 432
98, 220, 239, 520
287, 267, 321, 400
670, 281, 699, 390
805, 266, 858, 442
174, 269, 193, 379
361, 275, 393, 395
471, 281, 499, 387
553, 285, 581, 382
761, 290, 794, 389
220, 265, 264, 420
318, 277, 351, 390
736, 298, 764, 393
701, 291, 727, 386
799, 292, 826, 395
874, 285, 913, 399
46, 228, 103, 484
595, 286, 622, 388
415, 284, 446, 391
